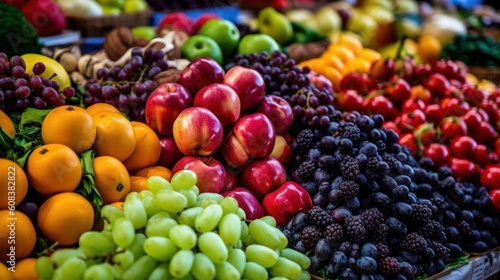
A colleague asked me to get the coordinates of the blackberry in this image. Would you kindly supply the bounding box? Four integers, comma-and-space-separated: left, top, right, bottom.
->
430, 197, 446, 216
338, 122, 361, 143
380, 257, 402, 276
307, 206, 333, 228
366, 157, 379, 172
438, 176, 455, 192
296, 129, 314, 151
428, 240, 451, 261
411, 204, 433, 224
340, 156, 360, 181
301, 226, 322, 249
400, 233, 428, 253
376, 242, 390, 258
418, 157, 434, 170
325, 223, 344, 243
373, 223, 389, 243
361, 208, 385, 232
296, 161, 316, 182
381, 153, 399, 172
417, 220, 440, 239
375, 139, 386, 153
438, 166, 453, 178
339, 241, 352, 253
344, 215, 366, 242
339, 181, 359, 200
458, 220, 473, 237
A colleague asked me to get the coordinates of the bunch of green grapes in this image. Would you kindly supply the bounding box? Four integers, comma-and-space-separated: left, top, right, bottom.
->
35, 170, 311, 280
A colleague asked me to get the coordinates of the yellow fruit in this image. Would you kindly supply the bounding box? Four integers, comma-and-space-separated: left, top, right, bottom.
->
92, 112, 136, 162
417, 35, 442, 64
21, 53, 71, 91
86, 103, 120, 117
0, 159, 28, 210
13, 258, 37, 280
93, 156, 131, 204
0, 210, 36, 262
122, 121, 161, 173
0, 110, 16, 136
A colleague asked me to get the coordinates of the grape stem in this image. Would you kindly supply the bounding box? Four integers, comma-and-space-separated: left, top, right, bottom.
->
36, 241, 59, 257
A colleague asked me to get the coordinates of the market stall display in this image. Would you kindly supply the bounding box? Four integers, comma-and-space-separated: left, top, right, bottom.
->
0, 0, 500, 279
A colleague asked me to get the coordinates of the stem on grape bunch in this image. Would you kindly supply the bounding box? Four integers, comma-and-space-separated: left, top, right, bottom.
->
36, 241, 59, 257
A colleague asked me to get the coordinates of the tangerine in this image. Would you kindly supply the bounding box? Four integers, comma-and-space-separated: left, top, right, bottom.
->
129, 176, 148, 193
0, 110, 15, 136
322, 66, 343, 92
41, 105, 96, 154
337, 33, 364, 55
0, 210, 36, 262
92, 112, 136, 162
358, 48, 382, 64
135, 166, 172, 181
0, 261, 14, 280
37, 192, 94, 246
85, 103, 120, 117
417, 35, 442, 64
25, 144, 82, 197
346, 57, 372, 73
13, 257, 37, 280
93, 156, 131, 204
122, 121, 161, 173
326, 44, 356, 64
0, 159, 28, 210
109, 201, 124, 210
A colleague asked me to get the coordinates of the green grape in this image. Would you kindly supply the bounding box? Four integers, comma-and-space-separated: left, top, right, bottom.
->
274, 227, 288, 250
147, 211, 170, 224
154, 189, 187, 213
169, 249, 194, 278
54, 257, 87, 280
79, 231, 117, 254
147, 175, 173, 193
236, 207, 246, 220
218, 213, 241, 247
227, 248, 245, 275
83, 263, 116, 280
177, 207, 203, 227
124, 192, 148, 229
214, 261, 240, 280
123, 255, 157, 280
143, 236, 178, 262
78, 246, 102, 261
112, 217, 135, 248
197, 192, 223, 202
171, 169, 197, 190
194, 203, 223, 233
234, 240, 243, 249
259, 215, 277, 227
218, 197, 239, 216
191, 253, 216, 280
193, 198, 218, 208
297, 270, 311, 280
145, 217, 178, 238
101, 204, 124, 226
35, 256, 54, 280
126, 233, 147, 260
190, 185, 200, 196
242, 261, 269, 280
269, 277, 290, 280
279, 248, 311, 270
197, 232, 228, 264
269, 257, 303, 279
179, 189, 197, 207
240, 221, 249, 240
245, 244, 279, 268
141, 195, 163, 218
168, 224, 197, 250
138, 190, 154, 200
243, 235, 257, 246
112, 250, 135, 270
147, 262, 170, 280
248, 219, 280, 249
50, 248, 86, 266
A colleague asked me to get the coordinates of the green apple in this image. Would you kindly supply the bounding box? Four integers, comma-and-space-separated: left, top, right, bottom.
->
101, 6, 122, 15
198, 19, 240, 58
314, 6, 342, 36
123, 0, 148, 13
181, 35, 223, 65
97, 0, 125, 9
257, 7, 293, 45
237, 34, 280, 55
131, 26, 156, 41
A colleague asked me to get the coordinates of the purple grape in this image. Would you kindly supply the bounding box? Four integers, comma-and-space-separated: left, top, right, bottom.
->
32, 97, 47, 109
147, 66, 161, 79
0, 52, 7, 60
153, 50, 165, 60
41, 78, 52, 87
51, 97, 65, 107
17, 201, 38, 225
42, 87, 59, 103
11, 65, 25, 78
130, 55, 143, 70
0, 90, 3, 104
63, 87, 76, 98
51, 81, 60, 92
117, 70, 128, 81
101, 85, 118, 99
14, 98, 29, 111
96, 68, 108, 80
132, 83, 147, 95
131, 47, 143, 57
9, 56, 25, 69
128, 94, 139, 108
29, 75, 42, 88
15, 85, 31, 99
4, 89, 15, 101
14, 78, 28, 88
88, 83, 102, 96
0, 58, 8, 74
84, 96, 95, 106
118, 94, 128, 107
155, 59, 169, 70
32, 62, 46, 75
143, 80, 156, 92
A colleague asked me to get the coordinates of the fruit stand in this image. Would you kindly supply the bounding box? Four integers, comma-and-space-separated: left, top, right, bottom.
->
0, 0, 500, 279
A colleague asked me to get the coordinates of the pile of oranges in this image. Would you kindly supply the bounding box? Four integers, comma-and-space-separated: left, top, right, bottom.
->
0, 103, 172, 279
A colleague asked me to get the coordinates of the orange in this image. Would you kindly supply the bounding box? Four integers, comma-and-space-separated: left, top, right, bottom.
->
122, 121, 161, 173
0, 159, 28, 210
358, 48, 382, 64
37, 192, 94, 246
417, 35, 442, 64
13, 257, 37, 280
320, 53, 347, 74
25, 144, 82, 197
323, 66, 343, 93
85, 102, 120, 117
326, 44, 356, 64
0, 261, 14, 280
0, 210, 36, 262
109, 201, 124, 210
135, 166, 172, 181
0, 110, 15, 136
93, 156, 131, 204
92, 112, 136, 162
129, 176, 148, 193
299, 58, 326, 75
41, 105, 96, 154
346, 57, 372, 73
337, 33, 364, 55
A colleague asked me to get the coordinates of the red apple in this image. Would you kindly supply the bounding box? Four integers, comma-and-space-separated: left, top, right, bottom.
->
240, 157, 287, 200
222, 113, 276, 168
192, 13, 220, 35
172, 156, 227, 193
173, 107, 224, 156
222, 187, 265, 220
270, 135, 292, 168
157, 12, 194, 35
193, 83, 241, 129
179, 57, 225, 95
223, 66, 265, 111
223, 168, 241, 192
255, 95, 293, 135
157, 137, 184, 170
145, 82, 193, 136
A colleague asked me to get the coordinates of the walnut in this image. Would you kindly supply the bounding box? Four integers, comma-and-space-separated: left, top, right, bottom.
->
154, 69, 181, 85
288, 40, 330, 64
103, 26, 135, 61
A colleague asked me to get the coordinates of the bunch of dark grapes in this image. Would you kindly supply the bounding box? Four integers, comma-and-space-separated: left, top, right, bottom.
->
283, 112, 459, 279
83, 48, 175, 121
230, 50, 341, 130
0, 52, 75, 113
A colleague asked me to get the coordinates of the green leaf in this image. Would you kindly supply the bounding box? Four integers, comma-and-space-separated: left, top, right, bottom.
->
75, 150, 103, 220
18, 107, 50, 131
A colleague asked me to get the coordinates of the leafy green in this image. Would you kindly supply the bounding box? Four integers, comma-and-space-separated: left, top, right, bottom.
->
75, 150, 103, 219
